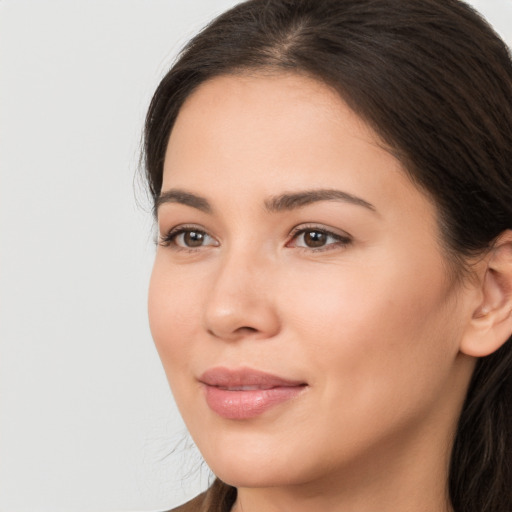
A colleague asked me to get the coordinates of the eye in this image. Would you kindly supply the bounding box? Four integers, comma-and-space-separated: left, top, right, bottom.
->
159, 226, 218, 249
288, 226, 352, 251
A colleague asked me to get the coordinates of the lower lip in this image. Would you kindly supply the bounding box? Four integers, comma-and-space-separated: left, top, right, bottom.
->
203, 385, 306, 420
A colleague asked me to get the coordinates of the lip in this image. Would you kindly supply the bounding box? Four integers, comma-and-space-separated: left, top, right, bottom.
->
199, 367, 307, 420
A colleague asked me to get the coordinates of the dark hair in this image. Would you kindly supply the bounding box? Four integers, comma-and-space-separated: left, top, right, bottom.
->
143, 1, 512, 510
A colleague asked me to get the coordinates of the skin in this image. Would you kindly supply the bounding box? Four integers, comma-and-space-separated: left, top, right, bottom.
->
148, 73, 492, 512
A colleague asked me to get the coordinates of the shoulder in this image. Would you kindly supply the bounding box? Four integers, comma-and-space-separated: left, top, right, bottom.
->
166, 479, 237, 512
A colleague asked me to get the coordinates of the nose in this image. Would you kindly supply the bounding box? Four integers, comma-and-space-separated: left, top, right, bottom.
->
203, 250, 281, 341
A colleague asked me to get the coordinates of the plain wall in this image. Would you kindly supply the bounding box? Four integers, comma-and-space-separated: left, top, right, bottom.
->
1, 1, 511, 511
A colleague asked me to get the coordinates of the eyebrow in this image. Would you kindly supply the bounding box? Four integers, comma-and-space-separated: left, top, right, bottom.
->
155, 188, 376, 215
264, 189, 376, 213
155, 189, 212, 214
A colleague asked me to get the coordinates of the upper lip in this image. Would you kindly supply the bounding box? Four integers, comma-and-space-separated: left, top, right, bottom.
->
199, 367, 307, 390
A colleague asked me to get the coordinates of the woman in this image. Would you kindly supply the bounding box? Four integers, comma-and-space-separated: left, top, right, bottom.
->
143, 0, 512, 511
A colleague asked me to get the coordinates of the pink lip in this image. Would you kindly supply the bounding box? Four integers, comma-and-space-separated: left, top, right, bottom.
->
199, 367, 307, 420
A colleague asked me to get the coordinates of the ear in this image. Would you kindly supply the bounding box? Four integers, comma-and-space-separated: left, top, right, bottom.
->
460, 230, 512, 358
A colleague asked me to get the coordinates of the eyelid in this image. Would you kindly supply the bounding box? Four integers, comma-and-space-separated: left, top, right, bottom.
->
287, 224, 353, 251
158, 224, 219, 249
157, 222, 352, 252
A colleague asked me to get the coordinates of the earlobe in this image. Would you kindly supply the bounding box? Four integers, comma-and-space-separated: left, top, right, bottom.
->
460, 230, 512, 358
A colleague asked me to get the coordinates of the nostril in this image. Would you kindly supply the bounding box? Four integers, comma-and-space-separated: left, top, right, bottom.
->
204, 292, 281, 340
236, 326, 258, 334
207, 326, 259, 339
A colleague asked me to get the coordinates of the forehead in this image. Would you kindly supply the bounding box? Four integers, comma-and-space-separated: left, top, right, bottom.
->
163, 72, 397, 191
164, 73, 428, 210
170, 72, 383, 152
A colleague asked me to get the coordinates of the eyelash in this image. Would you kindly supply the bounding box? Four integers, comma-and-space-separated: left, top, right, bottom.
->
158, 225, 217, 252
158, 224, 352, 252
288, 225, 352, 252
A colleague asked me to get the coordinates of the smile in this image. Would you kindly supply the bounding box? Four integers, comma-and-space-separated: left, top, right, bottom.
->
217, 385, 272, 391
199, 367, 308, 420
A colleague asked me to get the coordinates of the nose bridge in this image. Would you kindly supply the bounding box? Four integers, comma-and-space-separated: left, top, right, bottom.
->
203, 242, 279, 340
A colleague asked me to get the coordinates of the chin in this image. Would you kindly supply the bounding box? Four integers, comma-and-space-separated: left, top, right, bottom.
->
211, 461, 303, 489
197, 434, 335, 490
194, 433, 299, 488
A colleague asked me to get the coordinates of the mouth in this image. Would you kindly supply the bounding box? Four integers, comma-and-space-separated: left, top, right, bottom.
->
199, 367, 308, 420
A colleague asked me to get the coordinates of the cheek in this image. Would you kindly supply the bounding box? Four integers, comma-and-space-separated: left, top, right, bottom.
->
272, 264, 462, 468
148, 257, 202, 380
281, 254, 460, 404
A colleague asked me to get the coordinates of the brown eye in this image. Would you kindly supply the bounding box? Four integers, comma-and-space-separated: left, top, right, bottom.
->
160, 227, 218, 249
183, 230, 206, 247
289, 227, 352, 251
303, 230, 328, 247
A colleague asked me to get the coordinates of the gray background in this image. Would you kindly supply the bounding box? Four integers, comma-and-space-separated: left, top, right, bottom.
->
1, 1, 511, 511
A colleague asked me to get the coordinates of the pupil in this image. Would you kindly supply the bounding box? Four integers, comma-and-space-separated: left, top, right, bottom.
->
305, 230, 326, 247
184, 231, 204, 247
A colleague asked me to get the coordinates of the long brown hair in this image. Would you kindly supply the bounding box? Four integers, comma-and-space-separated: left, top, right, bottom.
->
143, 1, 512, 510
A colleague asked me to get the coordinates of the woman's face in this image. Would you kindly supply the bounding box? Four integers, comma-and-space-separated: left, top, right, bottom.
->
149, 73, 475, 489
